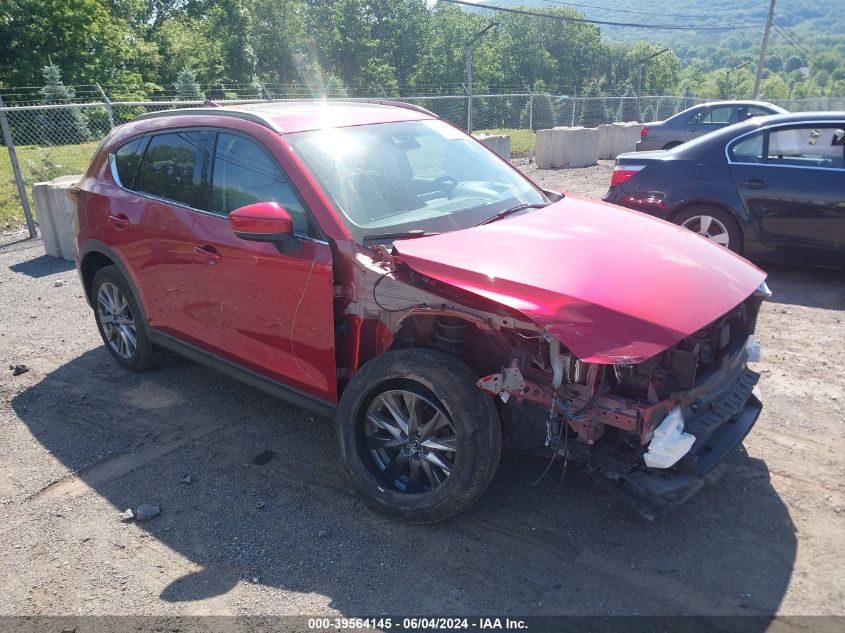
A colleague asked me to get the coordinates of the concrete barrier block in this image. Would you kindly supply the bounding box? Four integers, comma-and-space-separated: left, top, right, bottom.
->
536, 126, 598, 169
612, 122, 642, 157
31, 175, 81, 262
474, 133, 511, 160
597, 124, 615, 160
536, 127, 598, 169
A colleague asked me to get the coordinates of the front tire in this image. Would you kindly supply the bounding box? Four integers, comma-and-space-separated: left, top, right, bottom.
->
336, 348, 501, 523
92, 265, 158, 371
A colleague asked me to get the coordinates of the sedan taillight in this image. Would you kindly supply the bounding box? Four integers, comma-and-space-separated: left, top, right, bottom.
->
610, 164, 646, 187
640, 126, 649, 139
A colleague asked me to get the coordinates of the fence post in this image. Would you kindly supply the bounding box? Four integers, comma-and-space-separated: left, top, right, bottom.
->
461, 83, 471, 132
96, 83, 115, 129
0, 97, 37, 239
463, 83, 472, 133
528, 90, 533, 133
571, 98, 576, 127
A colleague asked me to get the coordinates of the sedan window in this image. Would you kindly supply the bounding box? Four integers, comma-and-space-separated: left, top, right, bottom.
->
689, 106, 733, 125
136, 131, 213, 209
767, 126, 845, 169
210, 133, 313, 235
730, 133, 765, 163
737, 106, 773, 121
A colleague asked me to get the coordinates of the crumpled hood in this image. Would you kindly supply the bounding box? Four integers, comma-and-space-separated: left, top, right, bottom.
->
393, 195, 766, 364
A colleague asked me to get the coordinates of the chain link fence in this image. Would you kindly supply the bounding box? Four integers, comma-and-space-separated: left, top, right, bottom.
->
2, 90, 844, 237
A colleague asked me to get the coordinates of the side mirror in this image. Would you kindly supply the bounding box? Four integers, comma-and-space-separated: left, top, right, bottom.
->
229, 202, 294, 242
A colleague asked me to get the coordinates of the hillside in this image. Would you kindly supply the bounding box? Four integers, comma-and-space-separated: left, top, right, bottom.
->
475, 0, 843, 42
471, 0, 845, 95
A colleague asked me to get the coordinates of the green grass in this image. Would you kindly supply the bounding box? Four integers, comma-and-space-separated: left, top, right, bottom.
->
0, 140, 100, 228
475, 128, 535, 157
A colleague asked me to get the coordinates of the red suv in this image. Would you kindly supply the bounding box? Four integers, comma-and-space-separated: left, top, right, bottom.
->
75, 101, 769, 522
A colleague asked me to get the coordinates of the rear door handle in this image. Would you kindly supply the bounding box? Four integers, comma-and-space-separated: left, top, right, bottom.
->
193, 245, 221, 263
744, 179, 766, 189
107, 213, 130, 228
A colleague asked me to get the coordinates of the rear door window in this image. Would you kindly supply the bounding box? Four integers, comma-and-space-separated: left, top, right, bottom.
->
210, 132, 313, 235
766, 126, 845, 169
136, 131, 213, 209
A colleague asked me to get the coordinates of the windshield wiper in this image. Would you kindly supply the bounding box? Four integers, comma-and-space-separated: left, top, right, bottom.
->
476, 202, 549, 226
363, 229, 441, 242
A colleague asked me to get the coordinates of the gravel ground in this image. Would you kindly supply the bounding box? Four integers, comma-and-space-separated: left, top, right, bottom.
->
0, 163, 843, 620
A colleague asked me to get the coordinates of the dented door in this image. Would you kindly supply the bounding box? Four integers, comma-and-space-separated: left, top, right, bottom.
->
181, 211, 337, 402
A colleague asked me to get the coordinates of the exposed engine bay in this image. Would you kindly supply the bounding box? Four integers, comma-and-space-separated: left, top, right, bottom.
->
337, 242, 767, 519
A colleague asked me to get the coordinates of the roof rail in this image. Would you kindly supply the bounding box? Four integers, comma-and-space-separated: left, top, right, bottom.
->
133, 107, 281, 132
352, 99, 437, 118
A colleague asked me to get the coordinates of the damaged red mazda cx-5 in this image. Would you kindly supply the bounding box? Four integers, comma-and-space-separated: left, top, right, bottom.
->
75, 101, 768, 522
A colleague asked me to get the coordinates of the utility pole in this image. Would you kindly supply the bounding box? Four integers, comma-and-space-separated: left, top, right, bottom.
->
724, 60, 751, 99
752, 0, 777, 99
635, 48, 669, 121
465, 22, 498, 133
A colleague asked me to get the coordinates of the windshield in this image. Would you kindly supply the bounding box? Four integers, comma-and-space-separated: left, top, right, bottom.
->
285, 119, 546, 242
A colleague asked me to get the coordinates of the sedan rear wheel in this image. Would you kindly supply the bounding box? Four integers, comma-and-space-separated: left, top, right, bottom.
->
674, 205, 742, 253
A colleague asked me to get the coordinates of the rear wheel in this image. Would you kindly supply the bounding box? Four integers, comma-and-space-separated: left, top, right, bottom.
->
674, 205, 743, 253
336, 348, 501, 523
92, 266, 158, 371
662, 141, 682, 150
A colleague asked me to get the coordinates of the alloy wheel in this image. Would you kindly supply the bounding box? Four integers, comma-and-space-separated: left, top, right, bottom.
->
97, 281, 137, 359
363, 388, 457, 494
681, 214, 731, 247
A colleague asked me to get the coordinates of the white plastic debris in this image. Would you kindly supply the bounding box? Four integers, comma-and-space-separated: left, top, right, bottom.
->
643, 406, 696, 469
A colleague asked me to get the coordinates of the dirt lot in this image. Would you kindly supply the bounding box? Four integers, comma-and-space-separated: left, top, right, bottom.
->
0, 162, 843, 619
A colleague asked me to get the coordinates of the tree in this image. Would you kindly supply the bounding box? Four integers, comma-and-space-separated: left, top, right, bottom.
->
578, 80, 604, 127
40, 63, 91, 144
766, 54, 783, 72
616, 85, 637, 122
784, 55, 805, 74
0, 0, 146, 88
760, 75, 789, 100
520, 80, 556, 131
175, 67, 204, 100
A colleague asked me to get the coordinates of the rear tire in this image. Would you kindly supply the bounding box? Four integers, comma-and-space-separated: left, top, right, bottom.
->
336, 348, 501, 523
673, 205, 743, 253
91, 265, 158, 371
662, 141, 682, 150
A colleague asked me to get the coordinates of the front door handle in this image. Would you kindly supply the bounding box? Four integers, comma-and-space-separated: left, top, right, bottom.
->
193, 245, 221, 263
107, 213, 130, 228
744, 178, 766, 189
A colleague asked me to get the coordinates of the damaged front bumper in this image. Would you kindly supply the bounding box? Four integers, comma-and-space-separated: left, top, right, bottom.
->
593, 367, 762, 520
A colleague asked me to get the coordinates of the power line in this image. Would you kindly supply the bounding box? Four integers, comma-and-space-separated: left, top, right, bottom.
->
542, 0, 743, 21
772, 23, 814, 63
439, 0, 759, 30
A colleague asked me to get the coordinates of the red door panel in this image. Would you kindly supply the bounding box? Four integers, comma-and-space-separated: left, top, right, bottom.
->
177, 212, 337, 403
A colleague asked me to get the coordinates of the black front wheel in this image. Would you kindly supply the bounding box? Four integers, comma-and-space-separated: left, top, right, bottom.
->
335, 348, 501, 523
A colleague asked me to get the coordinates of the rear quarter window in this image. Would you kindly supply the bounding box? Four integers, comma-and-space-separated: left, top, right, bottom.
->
112, 137, 144, 188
